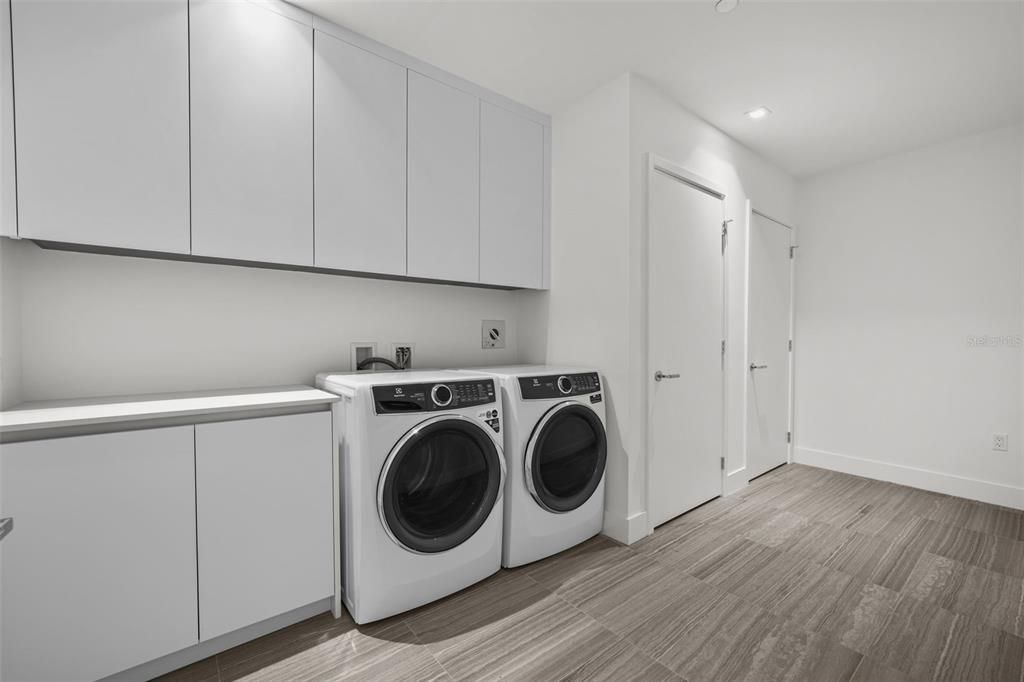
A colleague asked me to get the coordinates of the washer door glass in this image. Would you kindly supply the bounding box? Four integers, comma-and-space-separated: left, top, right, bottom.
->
380, 417, 502, 553
527, 403, 607, 513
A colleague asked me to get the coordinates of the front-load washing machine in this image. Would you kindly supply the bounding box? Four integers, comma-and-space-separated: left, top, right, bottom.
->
315, 370, 505, 624
455, 366, 607, 567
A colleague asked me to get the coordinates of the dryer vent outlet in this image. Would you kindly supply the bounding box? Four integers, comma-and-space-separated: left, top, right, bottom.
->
482, 320, 506, 349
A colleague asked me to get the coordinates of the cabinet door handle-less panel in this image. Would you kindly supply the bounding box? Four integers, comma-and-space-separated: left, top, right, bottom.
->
314, 31, 407, 276
479, 101, 544, 288
406, 71, 480, 283
0, 427, 198, 682
190, 0, 314, 266
195, 412, 334, 641
11, 0, 189, 252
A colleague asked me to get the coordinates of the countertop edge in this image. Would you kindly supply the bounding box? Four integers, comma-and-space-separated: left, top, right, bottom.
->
0, 387, 341, 433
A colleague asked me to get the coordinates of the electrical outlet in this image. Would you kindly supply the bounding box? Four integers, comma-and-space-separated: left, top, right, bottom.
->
350, 342, 377, 371
391, 343, 414, 370
993, 433, 1009, 452
482, 320, 506, 349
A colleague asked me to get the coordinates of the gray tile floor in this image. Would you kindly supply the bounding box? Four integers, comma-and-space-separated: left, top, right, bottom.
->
160, 464, 1024, 681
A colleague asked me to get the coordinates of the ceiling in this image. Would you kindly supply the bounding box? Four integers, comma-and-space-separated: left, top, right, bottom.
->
294, 0, 1024, 177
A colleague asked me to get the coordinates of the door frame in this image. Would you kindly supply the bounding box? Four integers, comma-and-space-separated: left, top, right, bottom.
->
644, 153, 728, 535
746, 208, 797, 475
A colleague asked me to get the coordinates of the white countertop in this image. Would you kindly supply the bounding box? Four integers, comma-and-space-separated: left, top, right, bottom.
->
0, 386, 340, 434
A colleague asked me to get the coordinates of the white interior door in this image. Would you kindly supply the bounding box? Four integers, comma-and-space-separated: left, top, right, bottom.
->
648, 161, 725, 528
746, 211, 794, 479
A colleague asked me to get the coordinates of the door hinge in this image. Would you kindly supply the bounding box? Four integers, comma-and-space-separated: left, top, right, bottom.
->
786, 431, 792, 444
720, 456, 725, 471
788, 339, 793, 352
722, 219, 732, 253
789, 245, 798, 259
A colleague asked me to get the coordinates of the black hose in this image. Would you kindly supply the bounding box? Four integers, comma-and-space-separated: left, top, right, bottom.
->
357, 356, 404, 371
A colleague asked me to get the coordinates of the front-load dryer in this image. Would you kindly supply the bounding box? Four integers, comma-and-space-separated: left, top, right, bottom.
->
454, 366, 606, 568
315, 370, 505, 624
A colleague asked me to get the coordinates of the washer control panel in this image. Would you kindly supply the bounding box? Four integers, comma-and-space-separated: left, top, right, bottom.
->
519, 372, 601, 399
373, 379, 497, 414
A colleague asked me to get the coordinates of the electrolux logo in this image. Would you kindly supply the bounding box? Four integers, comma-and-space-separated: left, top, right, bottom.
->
967, 334, 1023, 348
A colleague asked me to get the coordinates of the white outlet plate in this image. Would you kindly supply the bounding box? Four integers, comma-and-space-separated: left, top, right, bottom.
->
482, 320, 506, 349
391, 342, 414, 369
993, 433, 1009, 452
350, 342, 377, 371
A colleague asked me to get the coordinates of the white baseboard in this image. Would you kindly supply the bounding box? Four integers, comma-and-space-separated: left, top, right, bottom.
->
603, 509, 649, 545
793, 446, 1024, 510
724, 466, 749, 496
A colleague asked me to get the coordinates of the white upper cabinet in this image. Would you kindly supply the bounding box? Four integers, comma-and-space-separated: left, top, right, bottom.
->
479, 103, 544, 288
11, 0, 189, 252
314, 32, 407, 276
195, 412, 334, 641
2, 0, 16, 238
407, 72, 480, 283
190, 0, 313, 266
1, 427, 198, 682
5, 1, 549, 287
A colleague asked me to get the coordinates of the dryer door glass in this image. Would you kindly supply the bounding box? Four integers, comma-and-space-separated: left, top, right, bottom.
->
380, 417, 502, 553
526, 403, 607, 513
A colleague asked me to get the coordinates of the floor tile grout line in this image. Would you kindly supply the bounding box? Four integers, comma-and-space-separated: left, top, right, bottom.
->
396, 618, 455, 682
519, 571, 677, 677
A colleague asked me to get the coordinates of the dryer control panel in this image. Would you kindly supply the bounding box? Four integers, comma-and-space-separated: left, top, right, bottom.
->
373, 379, 496, 414
519, 372, 601, 399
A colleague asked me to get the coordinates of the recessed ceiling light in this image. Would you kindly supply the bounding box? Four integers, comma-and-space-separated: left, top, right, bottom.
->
745, 106, 772, 120
714, 0, 739, 13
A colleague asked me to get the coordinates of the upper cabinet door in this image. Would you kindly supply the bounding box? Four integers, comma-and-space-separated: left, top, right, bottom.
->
479, 103, 544, 288
11, 0, 189, 252
1, 0, 16, 238
407, 72, 479, 283
190, 0, 313, 266
315, 32, 406, 276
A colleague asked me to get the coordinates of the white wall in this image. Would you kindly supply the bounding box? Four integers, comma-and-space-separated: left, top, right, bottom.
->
794, 124, 1024, 509
523, 73, 796, 543
5, 240, 524, 403
518, 73, 633, 536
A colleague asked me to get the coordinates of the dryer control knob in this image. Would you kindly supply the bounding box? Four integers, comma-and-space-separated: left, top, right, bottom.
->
431, 384, 453, 407
557, 376, 573, 395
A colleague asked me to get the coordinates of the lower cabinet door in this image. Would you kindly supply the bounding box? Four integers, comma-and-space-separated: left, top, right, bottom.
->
0, 427, 198, 682
195, 411, 334, 640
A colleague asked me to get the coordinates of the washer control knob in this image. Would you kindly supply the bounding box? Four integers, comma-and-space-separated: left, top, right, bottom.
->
431, 384, 453, 407
557, 376, 573, 395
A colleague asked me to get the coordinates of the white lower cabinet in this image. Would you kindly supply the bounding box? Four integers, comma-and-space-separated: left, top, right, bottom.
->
0, 410, 334, 681
0, 427, 198, 682
195, 412, 334, 641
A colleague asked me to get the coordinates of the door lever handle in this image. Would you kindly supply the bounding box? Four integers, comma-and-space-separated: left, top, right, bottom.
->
654, 371, 681, 382
749, 364, 768, 371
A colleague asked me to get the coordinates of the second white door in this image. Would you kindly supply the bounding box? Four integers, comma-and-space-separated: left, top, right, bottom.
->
648, 164, 724, 528
746, 211, 793, 480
